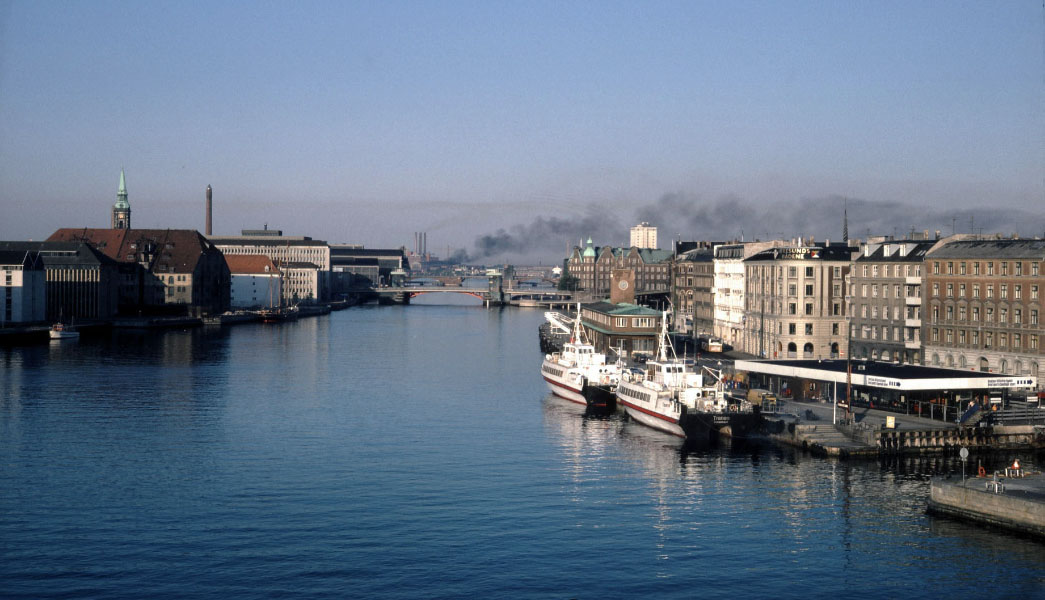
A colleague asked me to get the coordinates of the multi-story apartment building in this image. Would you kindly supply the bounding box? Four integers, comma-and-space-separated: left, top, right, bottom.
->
225, 254, 282, 309
566, 238, 672, 298
712, 240, 786, 348
849, 239, 936, 364
743, 242, 853, 359
630, 222, 657, 249
923, 239, 1044, 381
672, 244, 714, 335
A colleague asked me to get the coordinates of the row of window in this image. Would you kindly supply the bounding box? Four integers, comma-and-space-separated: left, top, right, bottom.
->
860, 264, 922, 277
930, 305, 1039, 325
930, 328, 1039, 350
933, 260, 1041, 277
932, 283, 1038, 300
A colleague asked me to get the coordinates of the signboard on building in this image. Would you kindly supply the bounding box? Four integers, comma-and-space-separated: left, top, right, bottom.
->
866, 375, 902, 389
986, 377, 1035, 389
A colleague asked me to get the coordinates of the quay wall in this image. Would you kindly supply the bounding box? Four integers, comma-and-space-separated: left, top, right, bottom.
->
929, 479, 1045, 538
877, 425, 1045, 454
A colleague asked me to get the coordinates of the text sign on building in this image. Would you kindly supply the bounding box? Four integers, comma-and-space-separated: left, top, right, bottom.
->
866, 375, 902, 389
773, 247, 821, 260
986, 378, 1035, 389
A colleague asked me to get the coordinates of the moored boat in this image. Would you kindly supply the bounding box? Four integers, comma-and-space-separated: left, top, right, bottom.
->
49, 322, 79, 340
616, 314, 762, 440
540, 305, 621, 411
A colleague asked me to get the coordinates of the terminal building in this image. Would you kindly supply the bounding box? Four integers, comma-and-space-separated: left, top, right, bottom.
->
736, 359, 1037, 424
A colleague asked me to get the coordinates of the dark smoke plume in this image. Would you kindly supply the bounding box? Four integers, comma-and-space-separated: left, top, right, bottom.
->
460, 192, 1042, 262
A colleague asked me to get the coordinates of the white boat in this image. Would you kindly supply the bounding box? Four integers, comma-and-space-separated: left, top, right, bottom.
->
616, 313, 760, 440
540, 305, 621, 410
49, 322, 79, 340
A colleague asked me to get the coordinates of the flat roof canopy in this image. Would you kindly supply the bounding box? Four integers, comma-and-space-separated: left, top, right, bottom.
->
735, 359, 1036, 392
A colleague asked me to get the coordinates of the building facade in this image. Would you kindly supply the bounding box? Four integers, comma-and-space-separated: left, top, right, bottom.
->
712, 241, 786, 347
923, 239, 1043, 382
849, 239, 936, 364
566, 238, 671, 298
743, 243, 853, 359
0, 249, 46, 325
580, 301, 663, 358
225, 255, 282, 309
672, 245, 715, 336
0, 241, 121, 321
209, 231, 331, 304
48, 229, 230, 316
630, 222, 657, 249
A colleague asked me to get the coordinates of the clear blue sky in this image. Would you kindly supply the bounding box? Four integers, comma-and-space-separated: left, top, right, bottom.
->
1, 1, 1042, 261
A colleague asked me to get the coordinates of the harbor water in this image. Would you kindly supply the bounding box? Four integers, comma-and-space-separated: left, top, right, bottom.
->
2, 298, 1043, 598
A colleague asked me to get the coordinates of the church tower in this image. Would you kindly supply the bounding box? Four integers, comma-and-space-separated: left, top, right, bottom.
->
112, 169, 131, 229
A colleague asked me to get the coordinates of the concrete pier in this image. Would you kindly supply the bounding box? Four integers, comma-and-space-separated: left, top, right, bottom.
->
929, 471, 1045, 538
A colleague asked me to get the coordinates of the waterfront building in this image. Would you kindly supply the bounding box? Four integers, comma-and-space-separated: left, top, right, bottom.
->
225, 255, 282, 309
0, 241, 120, 321
209, 230, 330, 304
737, 358, 1036, 422
849, 238, 937, 364
330, 246, 409, 285
630, 222, 657, 249
579, 301, 663, 358
0, 249, 46, 325
47, 229, 229, 316
712, 240, 787, 349
743, 241, 853, 359
111, 169, 131, 230
671, 243, 716, 336
923, 238, 1044, 382
566, 238, 671, 297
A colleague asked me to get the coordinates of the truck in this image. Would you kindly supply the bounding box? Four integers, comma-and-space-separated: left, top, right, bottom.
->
747, 388, 778, 412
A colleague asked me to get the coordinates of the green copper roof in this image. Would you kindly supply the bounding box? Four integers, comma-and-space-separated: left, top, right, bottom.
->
582, 236, 596, 258
114, 169, 130, 209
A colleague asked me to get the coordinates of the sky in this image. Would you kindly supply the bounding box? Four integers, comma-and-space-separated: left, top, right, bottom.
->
0, 1, 1042, 263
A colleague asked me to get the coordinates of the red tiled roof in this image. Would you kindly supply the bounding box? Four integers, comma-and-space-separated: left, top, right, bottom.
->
225, 254, 279, 275
48, 228, 219, 273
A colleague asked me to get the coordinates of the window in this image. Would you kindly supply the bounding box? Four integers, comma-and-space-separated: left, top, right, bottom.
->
985, 332, 992, 348
1001, 285, 1008, 299
805, 323, 813, 335
932, 328, 939, 342
1000, 308, 1007, 323
932, 306, 939, 322
987, 285, 994, 298
958, 330, 966, 344
1014, 333, 1022, 349
873, 285, 879, 298
1016, 262, 1023, 276
946, 329, 953, 343
987, 262, 994, 275
959, 306, 966, 320
833, 284, 841, 296
805, 303, 813, 315
946, 306, 953, 320
947, 262, 953, 275
946, 283, 953, 297
1014, 309, 1022, 324
1032, 335, 1039, 350
986, 307, 994, 322
788, 284, 797, 296
863, 265, 869, 276
789, 266, 797, 277
1002, 262, 1008, 276
834, 266, 841, 277
805, 266, 813, 278
895, 285, 901, 298
1033, 263, 1039, 276
1032, 310, 1038, 326
1031, 285, 1038, 300
832, 323, 839, 335
833, 303, 841, 316
959, 284, 966, 297
960, 262, 966, 275
972, 331, 979, 346
1015, 285, 1021, 299
805, 284, 813, 296
973, 285, 980, 298
932, 283, 939, 297
873, 265, 880, 277
788, 303, 797, 315
862, 305, 869, 318
1000, 333, 1007, 348
789, 323, 796, 335
933, 262, 940, 274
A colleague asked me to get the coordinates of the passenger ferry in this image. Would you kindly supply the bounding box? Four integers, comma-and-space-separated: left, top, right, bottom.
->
540, 306, 621, 410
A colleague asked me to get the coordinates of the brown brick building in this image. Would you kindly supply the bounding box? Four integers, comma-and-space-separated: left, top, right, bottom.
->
923, 239, 1043, 380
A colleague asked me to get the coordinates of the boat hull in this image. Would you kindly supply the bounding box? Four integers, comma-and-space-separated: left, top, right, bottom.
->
618, 397, 685, 437
680, 410, 764, 442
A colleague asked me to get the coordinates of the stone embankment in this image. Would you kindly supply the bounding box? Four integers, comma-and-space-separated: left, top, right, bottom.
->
929, 471, 1045, 538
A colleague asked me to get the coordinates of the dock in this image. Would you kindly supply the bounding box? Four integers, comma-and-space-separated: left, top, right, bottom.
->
929, 470, 1045, 539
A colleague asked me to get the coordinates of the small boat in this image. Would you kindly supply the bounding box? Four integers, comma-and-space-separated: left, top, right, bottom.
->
49, 322, 80, 340
540, 305, 621, 411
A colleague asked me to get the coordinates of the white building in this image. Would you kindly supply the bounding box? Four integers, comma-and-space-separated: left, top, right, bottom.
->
209, 230, 330, 303
1, 249, 46, 324
225, 255, 282, 309
630, 222, 657, 249
712, 241, 786, 347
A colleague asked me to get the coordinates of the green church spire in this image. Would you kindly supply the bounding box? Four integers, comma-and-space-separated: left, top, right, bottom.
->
114, 169, 129, 210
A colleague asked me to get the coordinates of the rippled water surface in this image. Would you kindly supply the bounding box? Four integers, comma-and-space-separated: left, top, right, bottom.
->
2, 300, 1043, 598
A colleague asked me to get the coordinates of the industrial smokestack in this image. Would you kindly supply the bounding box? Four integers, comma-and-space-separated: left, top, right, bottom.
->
205, 185, 212, 235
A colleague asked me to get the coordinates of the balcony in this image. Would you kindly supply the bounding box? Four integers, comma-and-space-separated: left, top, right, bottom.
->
905, 318, 921, 328
905, 276, 921, 285
904, 295, 921, 306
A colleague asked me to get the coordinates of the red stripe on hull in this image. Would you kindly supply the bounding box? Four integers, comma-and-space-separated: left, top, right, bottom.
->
543, 376, 586, 405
